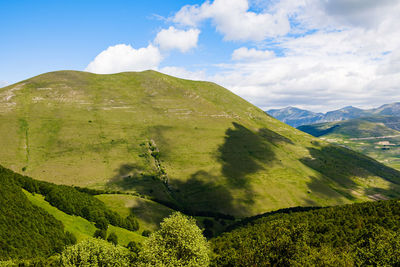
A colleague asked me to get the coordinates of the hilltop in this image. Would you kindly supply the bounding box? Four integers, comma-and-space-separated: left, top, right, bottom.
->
267, 103, 400, 127
1, 71, 400, 217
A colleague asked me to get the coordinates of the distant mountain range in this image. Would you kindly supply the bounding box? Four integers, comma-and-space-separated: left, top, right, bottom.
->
267, 103, 400, 127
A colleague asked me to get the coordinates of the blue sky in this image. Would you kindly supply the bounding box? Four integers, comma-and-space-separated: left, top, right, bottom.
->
0, 0, 235, 83
1, 0, 400, 112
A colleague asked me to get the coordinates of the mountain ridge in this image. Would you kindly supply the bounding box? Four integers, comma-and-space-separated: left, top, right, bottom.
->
267, 103, 400, 127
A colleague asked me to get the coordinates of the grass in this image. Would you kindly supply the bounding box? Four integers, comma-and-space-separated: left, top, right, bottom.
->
299, 117, 400, 171
23, 190, 146, 245
95, 194, 174, 232
96, 194, 232, 236
0, 70, 400, 218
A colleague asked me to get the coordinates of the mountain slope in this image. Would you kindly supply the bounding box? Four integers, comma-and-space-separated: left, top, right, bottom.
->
0, 166, 74, 260
266, 107, 324, 127
298, 116, 400, 170
267, 103, 400, 127
1, 71, 400, 217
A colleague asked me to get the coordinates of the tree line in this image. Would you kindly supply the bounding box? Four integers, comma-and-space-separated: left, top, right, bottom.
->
11, 167, 139, 232
0, 166, 76, 260
211, 199, 400, 266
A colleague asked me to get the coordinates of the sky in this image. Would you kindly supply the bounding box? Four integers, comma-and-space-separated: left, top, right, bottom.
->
1, 0, 400, 112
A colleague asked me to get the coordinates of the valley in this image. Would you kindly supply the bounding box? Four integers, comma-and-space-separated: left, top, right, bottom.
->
298, 116, 400, 171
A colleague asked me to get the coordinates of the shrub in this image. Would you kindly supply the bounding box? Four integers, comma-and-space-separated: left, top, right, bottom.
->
139, 212, 210, 266
93, 229, 107, 240
127, 241, 141, 255
107, 232, 118, 245
60, 238, 133, 267
141, 230, 151, 237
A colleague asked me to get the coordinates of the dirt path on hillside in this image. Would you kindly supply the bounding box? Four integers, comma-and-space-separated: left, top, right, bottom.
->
349, 134, 400, 141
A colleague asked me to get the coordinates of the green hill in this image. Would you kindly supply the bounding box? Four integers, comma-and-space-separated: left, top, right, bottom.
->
2, 71, 400, 217
298, 116, 400, 170
0, 166, 75, 260
0, 164, 145, 261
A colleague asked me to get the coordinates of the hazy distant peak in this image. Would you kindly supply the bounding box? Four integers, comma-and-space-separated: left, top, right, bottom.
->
267, 102, 400, 127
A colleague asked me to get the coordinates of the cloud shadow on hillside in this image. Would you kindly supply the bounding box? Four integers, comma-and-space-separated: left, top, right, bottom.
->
170, 170, 252, 217
301, 144, 400, 201
217, 122, 293, 188
106, 163, 171, 201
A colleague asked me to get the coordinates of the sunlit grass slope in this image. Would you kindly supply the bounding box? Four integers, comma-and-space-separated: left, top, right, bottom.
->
2, 70, 400, 217
23, 190, 145, 245
298, 117, 400, 171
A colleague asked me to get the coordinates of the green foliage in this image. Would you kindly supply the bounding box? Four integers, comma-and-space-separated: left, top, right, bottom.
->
93, 229, 107, 240
0, 166, 75, 260
107, 232, 118, 245
355, 226, 400, 266
94, 217, 108, 230
127, 241, 141, 255
141, 230, 151, 237
139, 212, 210, 267
60, 238, 134, 267
211, 200, 400, 266
13, 170, 140, 232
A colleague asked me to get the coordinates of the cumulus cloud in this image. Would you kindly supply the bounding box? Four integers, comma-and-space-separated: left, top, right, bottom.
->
210, 29, 400, 111
155, 26, 200, 53
173, 0, 290, 41
82, 0, 400, 112
85, 44, 162, 74
321, 0, 400, 27
182, 0, 400, 112
232, 47, 274, 61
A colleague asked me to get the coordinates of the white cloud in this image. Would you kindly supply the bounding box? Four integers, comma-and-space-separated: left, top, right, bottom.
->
321, 0, 400, 27
210, 27, 400, 112
174, 0, 400, 112
155, 26, 200, 53
232, 47, 274, 61
82, 0, 400, 112
85, 44, 162, 74
173, 0, 290, 41
159, 66, 206, 81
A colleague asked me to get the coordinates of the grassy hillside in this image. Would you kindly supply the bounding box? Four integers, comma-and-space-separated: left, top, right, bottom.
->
95, 194, 174, 232
23, 191, 145, 246
2, 70, 400, 216
298, 117, 400, 171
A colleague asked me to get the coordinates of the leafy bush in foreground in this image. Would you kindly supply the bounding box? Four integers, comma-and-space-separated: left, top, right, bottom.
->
60, 238, 134, 267
140, 212, 210, 267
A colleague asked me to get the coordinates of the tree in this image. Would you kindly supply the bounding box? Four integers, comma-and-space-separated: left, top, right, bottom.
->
127, 241, 141, 255
60, 238, 133, 266
139, 212, 210, 267
93, 229, 107, 240
95, 217, 108, 230
107, 232, 118, 245
141, 230, 151, 237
